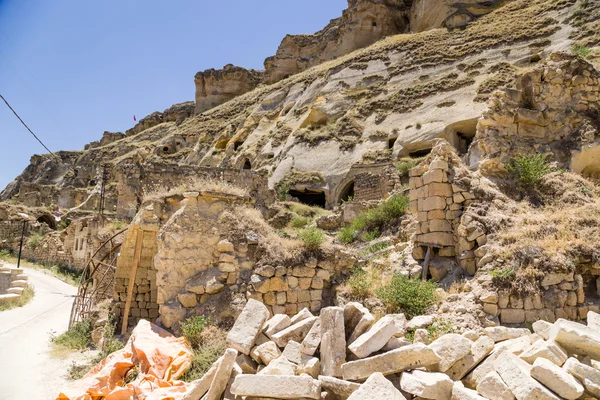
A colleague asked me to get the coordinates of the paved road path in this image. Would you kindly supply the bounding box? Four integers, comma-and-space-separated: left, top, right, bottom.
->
0, 265, 78, 400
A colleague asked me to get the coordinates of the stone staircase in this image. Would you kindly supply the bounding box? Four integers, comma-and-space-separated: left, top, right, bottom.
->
0, 263, 28, 303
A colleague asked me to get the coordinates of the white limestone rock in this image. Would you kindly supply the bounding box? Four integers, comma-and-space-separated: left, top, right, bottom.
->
563, 357, 600, 398
549, 318, 600, 360
519, 340, 568, 366
400, 369, 453, 400
452, 381, 486, 400
272, 316, 318, 347
530, 358, 584, 400
348, 315, 399, 358
484, 326, 531, 343
428, 333, 473, 372
227, 299, 270, 355
258, 356, 298, 376
231, 374, 321, 399
532, 320, 553, 341
301, 318, 322, 356
476, 371, 515, 400
263, 314, 292, 338
446, 335, 494, 381
348, 372, 406, 400
318, 375, 361, 399
320, 307, 346, 377
494, 352, 560, 400
254, 341, 282, 365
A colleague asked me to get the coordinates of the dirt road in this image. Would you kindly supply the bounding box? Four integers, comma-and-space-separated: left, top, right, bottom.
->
0, 266, 79, 399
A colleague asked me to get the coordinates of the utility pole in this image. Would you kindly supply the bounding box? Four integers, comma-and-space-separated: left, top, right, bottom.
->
99, 164, 109, 216
17, 221, 27, 268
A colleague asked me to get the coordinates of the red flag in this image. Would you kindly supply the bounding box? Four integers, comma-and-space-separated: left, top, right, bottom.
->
133, 115, 137, 122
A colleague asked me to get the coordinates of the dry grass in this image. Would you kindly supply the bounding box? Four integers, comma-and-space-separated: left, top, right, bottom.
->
180, 325, 228, 382
142, 177, 248, 203
491, 173, 600, 294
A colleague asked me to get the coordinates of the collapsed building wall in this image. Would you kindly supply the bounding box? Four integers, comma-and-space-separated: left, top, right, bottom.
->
112, 191, 357, 330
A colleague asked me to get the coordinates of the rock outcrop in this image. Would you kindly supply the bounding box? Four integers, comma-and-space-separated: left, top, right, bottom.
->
194, 65, 264, 114
410, 0, 508, 32
264, 0, 412, 84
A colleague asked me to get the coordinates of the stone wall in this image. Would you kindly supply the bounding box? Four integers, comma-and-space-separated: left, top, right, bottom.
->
409, 141, 483, 275
113, 191, 357, 330
477, 271, 600, 325
353, 173, 385, 202
113, 208, 160, 329
115, 162, 273, 220
469, 53, 600, 177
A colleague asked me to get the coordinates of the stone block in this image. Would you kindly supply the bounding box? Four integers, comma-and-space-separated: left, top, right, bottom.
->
423, 169, 447, 184
549, 318, 600, 359
348, 315, 399, 359
446, 336, 494, 381
494, 352, 559, 400
349, 372, 406, 400
230, 374, 321, 399
205, 348, 238, 400
476, 371, 514, 400
563, 357, 600, 398
297, 355, 321, 379
519, 340, 567, 366
320, 307, 346, 377
227, 299, 271, 355
530, 358, 583, 399
263, 314, 292, 339
341, 343, 440, 381
401, 370, 453, 400
177, 292, 197, 308
422, 196, 447, 211
428, 333, 473, 373
500, 309, 525, 324
259, 355, 297, 376
428, 182, 453, 197
272, 316, 318, 347
301, 318, 322, 356
319, 376, 361, 399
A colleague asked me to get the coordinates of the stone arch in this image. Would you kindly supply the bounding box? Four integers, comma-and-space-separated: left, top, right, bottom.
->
37, 214, 57, 230
338, 180, 355, 204
242, 159, 252, 170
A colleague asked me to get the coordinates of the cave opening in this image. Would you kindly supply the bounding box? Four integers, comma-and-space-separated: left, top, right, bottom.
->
409, 148, 432, 158
242, 159, 252, 170
289, 189, 326, 208
37, 215, 57, 230
234, 141, 244, 151
339, 180, 355, 204
388, 137, 397, 149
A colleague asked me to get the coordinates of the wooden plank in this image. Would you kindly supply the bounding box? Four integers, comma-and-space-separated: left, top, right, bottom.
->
421, 246, 432, 280
121, 229, 143, 334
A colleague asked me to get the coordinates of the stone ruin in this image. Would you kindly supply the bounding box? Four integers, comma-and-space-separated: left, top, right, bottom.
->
0, 263, 28, 304
72, 298, 600, 399
112, 190, 358, 331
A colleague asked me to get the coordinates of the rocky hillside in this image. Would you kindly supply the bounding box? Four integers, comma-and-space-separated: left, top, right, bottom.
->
3, 0, 598, 210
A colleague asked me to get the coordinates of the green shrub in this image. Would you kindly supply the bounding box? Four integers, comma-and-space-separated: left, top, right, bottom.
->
376, 275, 439, 319
395, 157, 425, 177
181, 315, 211, 349
180, 326, 228, 382
290, 216, 309, 229
346, 268, 373, 299
360, 241, 391, 256
28, 233, 44, 248
51, 319, 93, 350
298, 227, 325, 251
338, 194, 409, 244
572, 44, 591, 58
0, 249, 11, 259
277, 183, 291, 201
112, 220, 123, 231
57, 219, 71, 231
507, 154, 550, 187
363, 229, 380, 242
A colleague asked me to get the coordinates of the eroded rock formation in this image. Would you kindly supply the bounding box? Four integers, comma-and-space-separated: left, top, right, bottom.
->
194, 65, 264, 114
410, 0, 508, 32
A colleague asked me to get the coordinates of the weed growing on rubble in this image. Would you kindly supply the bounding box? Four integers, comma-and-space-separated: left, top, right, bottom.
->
395, 156, 425, 177
298, 227, 325, 251
181, 315, 211, 349
376, 274, 439, 319
28, 233, 44, 248
572, 43, 591, 58
290, 216, 309, 228
508, 153, 551, 187
337, 194, 409, 244
181, 325, 228, 382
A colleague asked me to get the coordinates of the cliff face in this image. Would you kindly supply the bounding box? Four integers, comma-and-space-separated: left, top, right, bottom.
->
2, 0, 599, 212
263, 0, 412, 84
194, 65, 264, 115
410, 0, 508, 32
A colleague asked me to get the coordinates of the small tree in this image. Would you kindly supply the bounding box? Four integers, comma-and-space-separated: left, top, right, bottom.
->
507, 154, 550, 187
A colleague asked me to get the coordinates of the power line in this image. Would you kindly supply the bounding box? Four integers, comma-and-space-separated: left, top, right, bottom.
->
0, 93, 60, 160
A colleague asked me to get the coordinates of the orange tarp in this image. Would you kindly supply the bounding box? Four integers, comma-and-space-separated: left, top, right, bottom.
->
57, 320, 193, 400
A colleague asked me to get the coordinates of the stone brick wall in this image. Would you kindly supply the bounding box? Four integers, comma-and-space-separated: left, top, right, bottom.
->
113, 212, 160, 329
353, 173, 384, 202
115, 162, 273, 220
113, 191, 357, 330
478, 271, 600, 324
409, 142, 483, 275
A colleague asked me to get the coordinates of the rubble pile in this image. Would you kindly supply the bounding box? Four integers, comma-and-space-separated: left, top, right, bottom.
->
188, 299, 600, 399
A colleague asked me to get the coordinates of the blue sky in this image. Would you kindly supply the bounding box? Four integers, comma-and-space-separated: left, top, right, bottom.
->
0, 0, 347, 189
